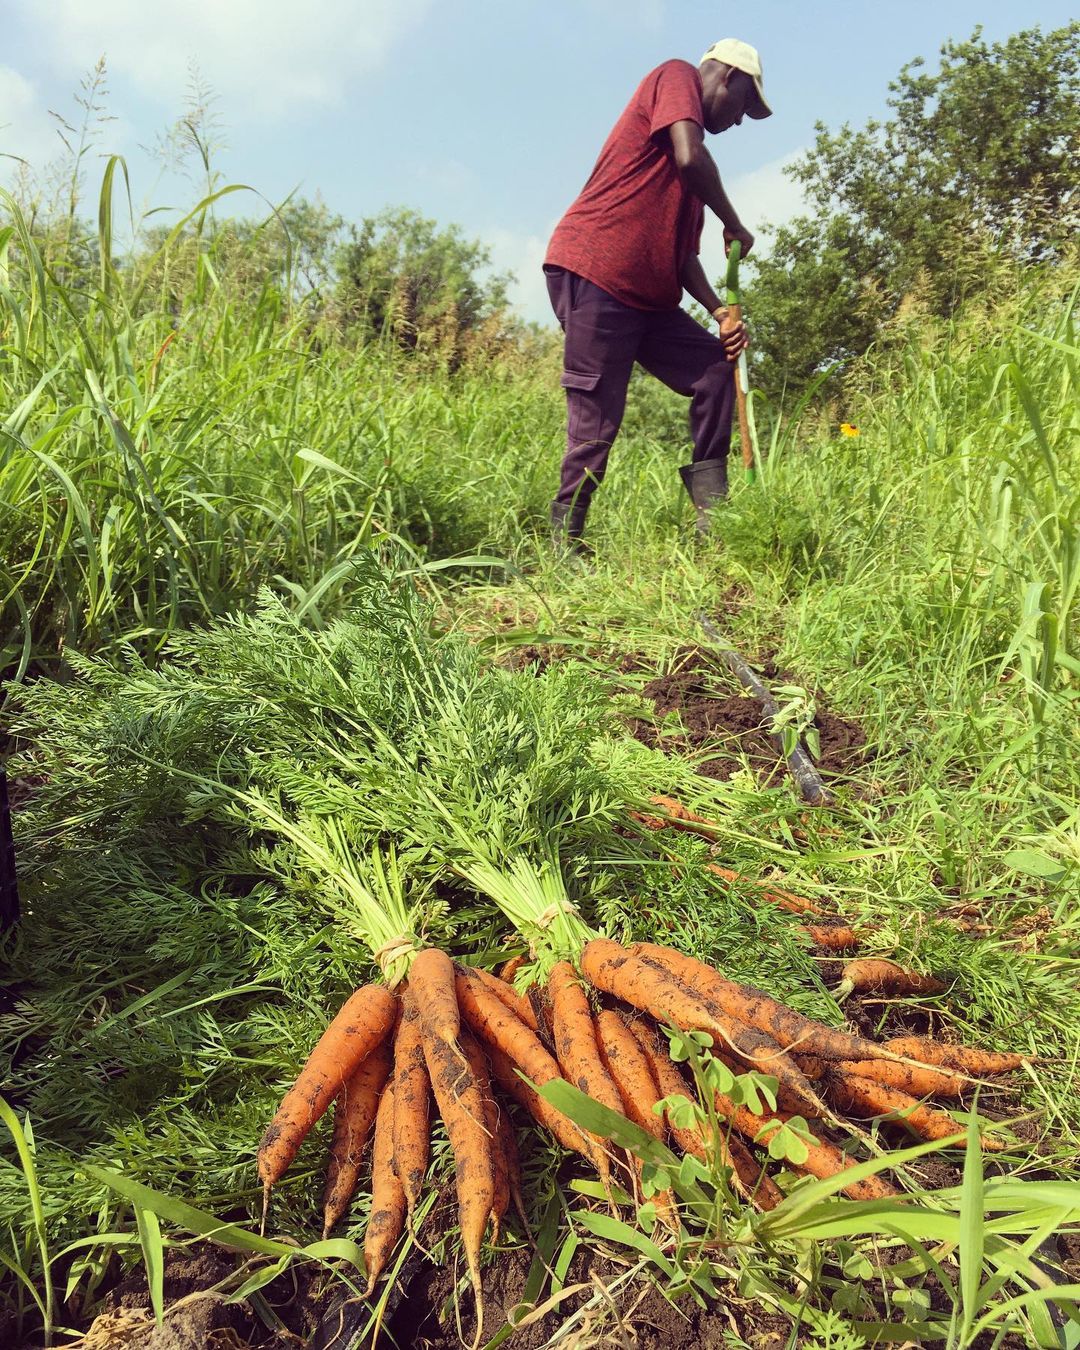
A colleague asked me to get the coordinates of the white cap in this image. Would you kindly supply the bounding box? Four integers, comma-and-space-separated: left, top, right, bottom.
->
701, 38, 772, 118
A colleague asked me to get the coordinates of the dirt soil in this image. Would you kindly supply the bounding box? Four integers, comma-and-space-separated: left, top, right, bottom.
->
629, 648, 866, 786
501, 640, 867, 792
48, 1230, 789, 1350
381, 1190, 792, 1350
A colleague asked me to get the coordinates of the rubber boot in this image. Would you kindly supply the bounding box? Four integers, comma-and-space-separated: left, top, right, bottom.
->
679, 459, 729, 533
550, 497, 592, 556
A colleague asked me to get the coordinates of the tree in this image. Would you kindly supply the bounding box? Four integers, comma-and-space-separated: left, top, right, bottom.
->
333, 207, 512, 364
745, 22, 1080, 399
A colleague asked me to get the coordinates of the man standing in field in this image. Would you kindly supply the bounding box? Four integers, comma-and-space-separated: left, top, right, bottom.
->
544, 39, 770, 550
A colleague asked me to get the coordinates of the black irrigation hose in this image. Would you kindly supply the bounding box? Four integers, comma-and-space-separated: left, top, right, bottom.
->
0, 767, 18, 932
698, 614, 834, 807
310, 1246, 427, 1350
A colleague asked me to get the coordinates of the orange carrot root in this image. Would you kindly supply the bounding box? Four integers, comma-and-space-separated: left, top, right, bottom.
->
838, 959, 947, 999
408, 948, 461, 1048
705, 861, 822, 916
833, 1058, 966, 1099
364, 1081, 407, 1297
549, 962, 626, 1119
630, 941, 896, 1066
596, 1011, 665, 1141
803, 924, 862, 952
422, 1019, 493, 1339
392, 991, 432, 1221
464, 963, 539, 1032
883, 1037, 1027, 1077
461, 1030, 509, 1239
827, 1074, 1003, 1149
712, 1089, 897, 1202
322, 1038, 394, 1238
498, 955, 526, 984
258, 984, 397, 1190
582, 940, 828, 1119
484, 1039, 595, 1164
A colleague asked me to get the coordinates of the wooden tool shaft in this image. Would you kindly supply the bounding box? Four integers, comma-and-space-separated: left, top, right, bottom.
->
727, 301, 753, 472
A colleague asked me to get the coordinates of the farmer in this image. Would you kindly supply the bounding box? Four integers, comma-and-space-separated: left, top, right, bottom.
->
544, 39, 771, 550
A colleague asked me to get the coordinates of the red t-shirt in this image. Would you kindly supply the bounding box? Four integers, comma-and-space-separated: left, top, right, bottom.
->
545, 60, 706, 311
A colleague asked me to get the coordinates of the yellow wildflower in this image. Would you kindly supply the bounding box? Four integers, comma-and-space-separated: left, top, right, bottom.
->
839, 422, 860, 437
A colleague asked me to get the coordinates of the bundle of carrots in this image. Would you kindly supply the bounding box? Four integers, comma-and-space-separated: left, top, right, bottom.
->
257, 949, 526, 1340
257, 934, 1026, 1317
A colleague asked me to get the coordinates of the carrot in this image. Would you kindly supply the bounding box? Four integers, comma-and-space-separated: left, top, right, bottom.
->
596, 1011, 664, 1140
498, 955, 526, 984
461, 1029, 509, 1240
625, 1018, 706, 1160
803, 924, 862, 951
456, 970, 615, 1180
422, 1019, 494, 1336
643, 794, 719, 837
456, 969, 560, 1089
833, 1059, 966, 1099
391, 991, 432, 1221
712, 1090, 897, 1202
727, 1132, 785, 1211
464, 963, 539, 1032
322, 1038, 394, 1238
258, 984, 397, 1193
792, 1054, 826, 1080
884, 1037, 1027, 1076
496, 1097, 527, 1230
838, 959, 947, 999
630, 941, 899, 1066
827, 1075, 1003, 1149
597, 1011, 678, 1223
408, 948, 460, 1048
582, 940, 828, 1119
484, 1039, 594, 1163
364, 1081, 407, 1297
626, 1017, 771, 1209
549, 962, 625, 1117
705, 862, 822, 916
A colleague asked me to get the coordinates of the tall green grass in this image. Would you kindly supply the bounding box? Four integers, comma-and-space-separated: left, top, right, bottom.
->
1, 167, 563, 675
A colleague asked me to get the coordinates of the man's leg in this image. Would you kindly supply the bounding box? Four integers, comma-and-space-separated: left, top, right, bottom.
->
545, 268, 643, 544
636, 309, 736, 529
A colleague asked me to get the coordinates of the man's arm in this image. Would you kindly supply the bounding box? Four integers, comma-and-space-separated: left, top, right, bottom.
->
681, 254, 747, 361
668, 120, 754, 257
680, 252, 724, 314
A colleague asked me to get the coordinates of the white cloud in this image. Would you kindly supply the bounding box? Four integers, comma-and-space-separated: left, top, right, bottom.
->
731, 152, 809, 235
0, 66, 57, 171
20, 0, 434, 120
699, 149, 808, 285
481, 223, 554, 327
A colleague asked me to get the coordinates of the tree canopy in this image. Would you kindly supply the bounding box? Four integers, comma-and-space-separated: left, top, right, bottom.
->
744, 22, 1080, 399
333, 207, 513, 364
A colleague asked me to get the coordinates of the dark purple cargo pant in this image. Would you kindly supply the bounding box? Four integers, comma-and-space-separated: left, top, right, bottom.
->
545, 265, 735, 508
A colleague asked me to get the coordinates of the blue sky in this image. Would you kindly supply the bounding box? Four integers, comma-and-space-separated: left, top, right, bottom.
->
3, 1, 1076, 323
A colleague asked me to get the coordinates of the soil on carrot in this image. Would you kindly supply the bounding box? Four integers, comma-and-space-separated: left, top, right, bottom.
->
630, 648, 867, 786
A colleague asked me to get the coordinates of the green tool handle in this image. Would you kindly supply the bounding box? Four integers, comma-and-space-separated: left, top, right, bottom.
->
724, 238, 742, 305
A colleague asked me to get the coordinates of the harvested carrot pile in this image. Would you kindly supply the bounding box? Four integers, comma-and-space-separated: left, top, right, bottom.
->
262, 933, 1025, 1301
